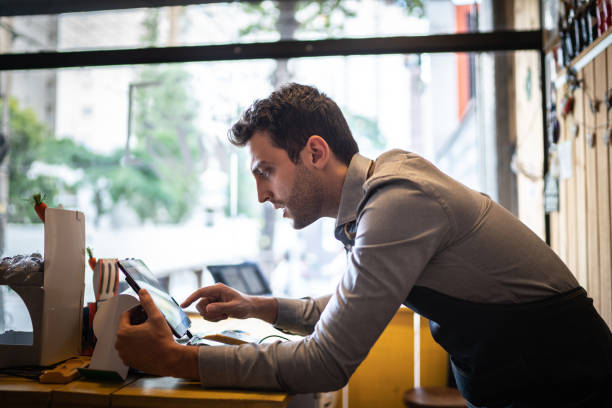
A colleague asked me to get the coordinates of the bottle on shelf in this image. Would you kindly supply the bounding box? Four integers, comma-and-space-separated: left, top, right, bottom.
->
558, 2, 566, 65
579, 1, 591, 47
588, 0, 599, 43
572, 1, 584, 53
559, 2, 572, 66
597, 0, 610, 36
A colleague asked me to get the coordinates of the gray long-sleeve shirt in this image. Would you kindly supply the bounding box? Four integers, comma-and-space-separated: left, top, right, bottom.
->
197, 150, 578, 392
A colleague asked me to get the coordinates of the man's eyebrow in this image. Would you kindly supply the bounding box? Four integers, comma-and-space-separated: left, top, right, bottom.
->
251, 160, 269, 174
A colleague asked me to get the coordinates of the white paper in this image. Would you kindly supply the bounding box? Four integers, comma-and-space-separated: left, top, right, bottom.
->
88, 294, 139, 380
558, 140, 573, 180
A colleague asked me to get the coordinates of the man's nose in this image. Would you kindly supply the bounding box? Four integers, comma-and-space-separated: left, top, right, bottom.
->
256, 182, 271, 203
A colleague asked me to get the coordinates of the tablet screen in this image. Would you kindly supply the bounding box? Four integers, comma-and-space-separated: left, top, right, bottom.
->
117, 258, 191, 338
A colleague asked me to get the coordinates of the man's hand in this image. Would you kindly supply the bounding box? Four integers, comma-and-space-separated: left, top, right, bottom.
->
115, 289, 198, 379
181, 283, 278, 324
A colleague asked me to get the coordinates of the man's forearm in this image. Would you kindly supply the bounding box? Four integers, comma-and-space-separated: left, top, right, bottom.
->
167, 344, 200, 379
250, 296, 279, 324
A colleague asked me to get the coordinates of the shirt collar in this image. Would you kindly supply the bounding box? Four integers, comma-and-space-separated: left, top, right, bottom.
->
335, 153, 372, 229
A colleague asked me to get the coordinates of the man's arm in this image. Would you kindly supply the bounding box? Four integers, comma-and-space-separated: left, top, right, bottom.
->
181, 283, 278, 323
249, 295, 279, 323
166, 344, 199, 379
273, 296, 331, 335
181, 283, 331, 335
114, 287, 331, 381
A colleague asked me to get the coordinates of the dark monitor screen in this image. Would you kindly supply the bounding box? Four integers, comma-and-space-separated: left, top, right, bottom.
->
207, 262, 271, 296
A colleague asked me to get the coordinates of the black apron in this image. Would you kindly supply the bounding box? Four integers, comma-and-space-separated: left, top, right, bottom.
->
405, 286, 612, 407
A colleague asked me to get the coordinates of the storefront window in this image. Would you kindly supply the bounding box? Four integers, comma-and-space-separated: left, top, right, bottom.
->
0, 0, 541, 306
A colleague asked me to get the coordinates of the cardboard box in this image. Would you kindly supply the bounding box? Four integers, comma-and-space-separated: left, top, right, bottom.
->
0, 207, 85, 368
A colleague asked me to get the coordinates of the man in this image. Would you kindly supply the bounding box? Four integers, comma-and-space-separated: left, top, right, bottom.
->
116, 83, 612, 407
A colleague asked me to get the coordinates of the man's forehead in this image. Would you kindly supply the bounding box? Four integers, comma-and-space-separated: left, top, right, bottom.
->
248, 131, 288, 167
248, 132, 270, 166
248, 130, 271, 147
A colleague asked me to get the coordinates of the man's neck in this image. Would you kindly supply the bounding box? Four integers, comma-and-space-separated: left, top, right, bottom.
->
320, 161, 348, 218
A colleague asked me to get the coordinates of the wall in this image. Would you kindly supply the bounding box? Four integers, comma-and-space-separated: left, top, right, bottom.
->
551, 31, 612, 329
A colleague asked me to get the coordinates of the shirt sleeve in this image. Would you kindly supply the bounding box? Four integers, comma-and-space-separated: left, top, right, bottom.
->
198, 183, 450, 393
273, 295, 332, 335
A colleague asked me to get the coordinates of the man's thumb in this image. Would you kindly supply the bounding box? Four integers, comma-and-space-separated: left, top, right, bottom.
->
137, 289, 158, 316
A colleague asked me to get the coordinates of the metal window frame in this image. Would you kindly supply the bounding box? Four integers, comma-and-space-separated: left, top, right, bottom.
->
0, 1, 542, 70
0, 0, 241, 17
0, 30, 541, 71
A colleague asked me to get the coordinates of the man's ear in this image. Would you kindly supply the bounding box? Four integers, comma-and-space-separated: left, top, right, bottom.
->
303, 135, 330, 169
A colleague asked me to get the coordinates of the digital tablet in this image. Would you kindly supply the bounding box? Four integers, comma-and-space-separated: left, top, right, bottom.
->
116, 258, 191, 338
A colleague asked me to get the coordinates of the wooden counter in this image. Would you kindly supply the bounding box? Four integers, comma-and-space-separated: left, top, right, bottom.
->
112, 376, 288, 408
0, 374, 60, 408
52, 376, 137, 408
0, 374, 288, 408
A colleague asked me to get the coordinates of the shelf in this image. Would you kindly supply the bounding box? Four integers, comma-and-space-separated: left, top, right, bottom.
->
554, 27, 612, 87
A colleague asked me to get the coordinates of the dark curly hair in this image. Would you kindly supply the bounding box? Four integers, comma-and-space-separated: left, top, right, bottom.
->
228, 83, 358, 165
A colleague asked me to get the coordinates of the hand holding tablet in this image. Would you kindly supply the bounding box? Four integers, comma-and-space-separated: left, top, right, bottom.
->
114, 287, 199, 378
116, 258, 192, 339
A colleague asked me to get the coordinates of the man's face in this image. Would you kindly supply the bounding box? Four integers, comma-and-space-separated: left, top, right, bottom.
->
248, 131, 323, 229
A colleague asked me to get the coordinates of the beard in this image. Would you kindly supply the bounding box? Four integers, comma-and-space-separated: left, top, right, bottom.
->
284, 162, 324, 230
